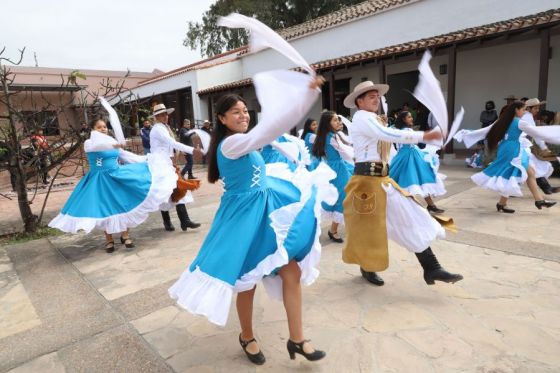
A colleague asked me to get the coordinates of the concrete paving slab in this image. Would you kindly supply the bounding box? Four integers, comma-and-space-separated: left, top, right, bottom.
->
2, 165, 560, 372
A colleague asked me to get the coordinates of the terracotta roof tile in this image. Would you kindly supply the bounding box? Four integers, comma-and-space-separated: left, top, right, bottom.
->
136, 46, 248, 87
198, 8, 560, 95
279, 0, 417, 41
311, 8, 560, 70
197, 78, 253, 95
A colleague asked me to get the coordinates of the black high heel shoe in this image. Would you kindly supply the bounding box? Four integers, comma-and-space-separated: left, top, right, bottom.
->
120, 236, 135, 249
105, 241, 115, 253
535, 200, 556, 210
496, 203, 515, 213
239, 334, 266, 365
327, 231, 343, 243
287, 339, 325, 361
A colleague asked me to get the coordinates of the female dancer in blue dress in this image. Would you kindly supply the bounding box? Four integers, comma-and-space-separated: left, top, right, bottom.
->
312, 111, 354, 243
300, 118, 320, 170
471, 101, 556, 213
169, 71, 336, 365
49, 117, 174, 252
389, 111, 446, 213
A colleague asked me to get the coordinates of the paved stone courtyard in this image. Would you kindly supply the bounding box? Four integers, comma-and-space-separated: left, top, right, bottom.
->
1, 163, 559, 372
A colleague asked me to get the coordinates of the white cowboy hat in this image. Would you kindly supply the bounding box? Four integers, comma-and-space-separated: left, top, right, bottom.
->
343, 81, 389, 109
525, 98, 546, 107
149, 103, 175, 118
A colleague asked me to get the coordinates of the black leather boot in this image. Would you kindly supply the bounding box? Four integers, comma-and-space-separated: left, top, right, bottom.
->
360, 268, 384, 286
161, 210, 175, 231
176, 204, 201, 231
536, 177, 553, 195
415, 247, 463, 285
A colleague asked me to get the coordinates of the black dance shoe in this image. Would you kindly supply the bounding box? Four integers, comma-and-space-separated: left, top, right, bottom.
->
535, 200, 556, 210
360, 268, 384, 286
287, 339, 325, 361
327, 231, 343, 243
496, 203, 515, 213
239, 334, 266, 365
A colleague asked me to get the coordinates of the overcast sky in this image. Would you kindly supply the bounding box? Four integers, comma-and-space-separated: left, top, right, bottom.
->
1, 0, 216, 73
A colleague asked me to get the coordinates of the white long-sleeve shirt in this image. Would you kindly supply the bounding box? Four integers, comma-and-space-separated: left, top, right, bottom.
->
149, 123, 194, 158
349, 110, 423, 163
521, 112, 548, 150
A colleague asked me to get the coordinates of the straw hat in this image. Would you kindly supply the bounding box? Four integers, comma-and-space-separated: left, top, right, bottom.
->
525, 98, 546, 107
149, 103, 175, 118
343, 81, 389, 109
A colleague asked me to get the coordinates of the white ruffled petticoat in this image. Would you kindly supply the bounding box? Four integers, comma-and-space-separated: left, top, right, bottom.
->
384, 183, 446, 252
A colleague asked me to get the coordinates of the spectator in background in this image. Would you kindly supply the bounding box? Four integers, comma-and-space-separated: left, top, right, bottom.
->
539, 110, 556, 125
499, 94, 517, 116
140, 119, 152, 155
179, 119, 196, 179
480, 100, 498, 128
202, 119, 213, 134
30, 128, 50, 184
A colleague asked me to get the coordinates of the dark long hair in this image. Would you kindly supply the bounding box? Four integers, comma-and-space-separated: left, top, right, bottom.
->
486, 100, 525, 152
207, 94, 247, 183
312, 111, 337, 158
300, 118, 316, 140
394, 111, 411, 129
89, 115, 105, 129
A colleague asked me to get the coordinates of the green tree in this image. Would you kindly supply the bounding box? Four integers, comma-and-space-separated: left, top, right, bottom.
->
185, 0, 364, 58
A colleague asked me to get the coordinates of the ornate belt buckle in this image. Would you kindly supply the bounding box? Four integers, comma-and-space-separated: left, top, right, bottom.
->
369, 163, 376, 176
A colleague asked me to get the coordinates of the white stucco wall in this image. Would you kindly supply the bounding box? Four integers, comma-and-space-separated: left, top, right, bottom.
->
196, 60, 244, 91
241, 0, 559, 77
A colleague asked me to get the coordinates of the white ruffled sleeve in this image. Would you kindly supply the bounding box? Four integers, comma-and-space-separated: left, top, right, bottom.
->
84, 131, 117, 152
118, 149, 146, 164
151, 125, 194, 154
330, 135, 354, 164
519, 121, 560, 145
359, 112, 424, 144
454, 125, 493, 149
283, 134, 311, 166
521, 113, 549, 149
271, 140, 299, 164
221, 70, 319, 160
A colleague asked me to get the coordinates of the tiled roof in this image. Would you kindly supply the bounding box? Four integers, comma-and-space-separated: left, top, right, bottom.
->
312, 8, 560, 70
197, 78, 253, 95
136, 46, 248, 87
279, 0, 418, 41
197, 8, 560, 95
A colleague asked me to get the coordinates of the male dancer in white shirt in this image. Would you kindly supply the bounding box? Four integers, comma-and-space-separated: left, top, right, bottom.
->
149, 104, 201, 231
342, 81, 462, 286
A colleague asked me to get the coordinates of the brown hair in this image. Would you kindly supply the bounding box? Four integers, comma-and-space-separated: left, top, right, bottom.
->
207, 94, 248, 183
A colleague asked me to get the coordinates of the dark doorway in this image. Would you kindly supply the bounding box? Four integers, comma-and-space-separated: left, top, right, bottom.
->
322, 78, 350, 117
386, 70, 419, 114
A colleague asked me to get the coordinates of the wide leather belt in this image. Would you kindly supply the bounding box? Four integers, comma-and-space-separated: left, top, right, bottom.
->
354, 161, 389, 177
